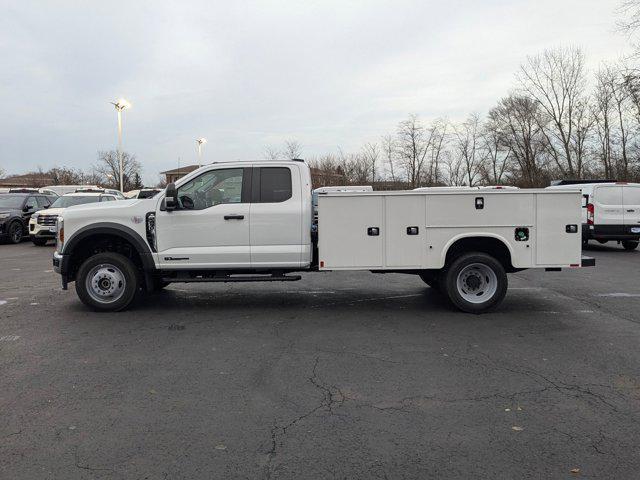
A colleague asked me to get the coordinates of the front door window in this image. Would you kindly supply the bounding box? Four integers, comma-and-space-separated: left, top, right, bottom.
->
177, 168, 244, 210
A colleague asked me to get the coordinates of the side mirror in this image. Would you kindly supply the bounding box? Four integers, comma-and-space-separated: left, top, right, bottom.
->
44, 204, 50, 209
23, 205, 33, 212
164, 183, 178, 211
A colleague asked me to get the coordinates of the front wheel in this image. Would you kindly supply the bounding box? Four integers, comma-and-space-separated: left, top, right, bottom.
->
442, 252, 508, 314
622, 240, 639, 251
75, 252, 140, 311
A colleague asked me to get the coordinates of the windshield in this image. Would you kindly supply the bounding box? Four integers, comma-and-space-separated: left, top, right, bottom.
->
0, 195, 24, 209
50, 196, 101, 208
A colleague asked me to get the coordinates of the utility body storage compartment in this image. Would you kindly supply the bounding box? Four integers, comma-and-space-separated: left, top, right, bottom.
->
317, 190, 582, 270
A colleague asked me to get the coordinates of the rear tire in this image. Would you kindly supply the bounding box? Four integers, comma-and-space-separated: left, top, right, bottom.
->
442, 252, 508, 314
75, 252, 140, 312
31, 238, 48, 246
8, 221, 23, 244
622, 240, 639, 251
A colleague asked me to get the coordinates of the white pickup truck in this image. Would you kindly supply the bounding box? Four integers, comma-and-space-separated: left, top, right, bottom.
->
52, 160, 594, 313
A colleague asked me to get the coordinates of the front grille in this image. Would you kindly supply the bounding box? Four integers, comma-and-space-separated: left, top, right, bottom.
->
38, 215, 58, 226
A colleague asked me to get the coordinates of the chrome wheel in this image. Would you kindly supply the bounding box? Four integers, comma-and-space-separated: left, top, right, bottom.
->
85, 264, 126, 304
456, 263, 498, 304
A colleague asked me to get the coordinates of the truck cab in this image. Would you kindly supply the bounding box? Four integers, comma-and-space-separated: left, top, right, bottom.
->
155, 161, 312, 269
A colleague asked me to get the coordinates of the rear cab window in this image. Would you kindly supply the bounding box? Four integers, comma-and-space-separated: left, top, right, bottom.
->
258, 167, 292, 203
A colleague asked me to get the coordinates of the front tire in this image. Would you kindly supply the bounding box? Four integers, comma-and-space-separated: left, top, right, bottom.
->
75, 252, 140, 311
8, 221, 23, 244
442, 252, 508, 314
622, 240, 639, 251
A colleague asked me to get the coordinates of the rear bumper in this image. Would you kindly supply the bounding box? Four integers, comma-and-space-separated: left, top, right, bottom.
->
584, 223, 640, 241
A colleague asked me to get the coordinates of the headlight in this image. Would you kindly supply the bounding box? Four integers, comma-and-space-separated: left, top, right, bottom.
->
56, 216, 64, 252
0, 213, 9, 219
31, 213, 39, 222
146, 212, 157, 252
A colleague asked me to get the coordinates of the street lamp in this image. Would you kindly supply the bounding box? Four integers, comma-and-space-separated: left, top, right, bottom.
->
110, 98, 131, 192
196, 137, 207, 167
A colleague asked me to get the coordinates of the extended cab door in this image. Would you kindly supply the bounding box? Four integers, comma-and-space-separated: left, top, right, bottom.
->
155, 167, 251, 269
249, 165, 303, 268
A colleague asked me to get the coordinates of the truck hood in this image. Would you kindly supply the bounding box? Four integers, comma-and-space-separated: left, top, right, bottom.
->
0, 209, 20, 217
33, 207, 65, 217
61, 198, 156, 220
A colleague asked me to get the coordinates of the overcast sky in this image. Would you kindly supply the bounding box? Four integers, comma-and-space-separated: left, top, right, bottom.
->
0, 0, 631, 183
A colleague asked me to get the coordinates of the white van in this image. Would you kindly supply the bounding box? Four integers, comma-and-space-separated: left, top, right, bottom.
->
547, 181, 640, 250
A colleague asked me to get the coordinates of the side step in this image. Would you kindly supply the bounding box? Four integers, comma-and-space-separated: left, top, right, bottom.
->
162, 273, 302, 283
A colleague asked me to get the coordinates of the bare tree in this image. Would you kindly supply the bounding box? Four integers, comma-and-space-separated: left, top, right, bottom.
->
617, 1, 640, 39
94, 150, 142, 191
361, 142, 379, 182
518, 47, 589, 178
381, 134, 397, 182
453, 113, 483, 186
480, 118, 510, 185
593, 66, 617, 178
443, 150, 465, 186
424, 119, 448, 185
396, 114, 431, 188
263, 146, 280, 160
488, 94, 548, 187
0, 167, 5, 179
283, 140, 302, 160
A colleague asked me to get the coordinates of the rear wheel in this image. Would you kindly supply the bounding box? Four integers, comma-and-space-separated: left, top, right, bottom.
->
8, 222, 23, 244
31, 237, 48, 246
622, 240, 639, 251
442, 252, 508, 314
75, 252, 140, 311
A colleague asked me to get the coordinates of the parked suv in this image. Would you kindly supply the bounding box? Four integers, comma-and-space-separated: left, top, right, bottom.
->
0, 193, 56, 243
29, 192, 118, 246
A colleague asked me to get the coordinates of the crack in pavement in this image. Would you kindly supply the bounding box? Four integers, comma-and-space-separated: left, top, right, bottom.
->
262, 356, 345, 479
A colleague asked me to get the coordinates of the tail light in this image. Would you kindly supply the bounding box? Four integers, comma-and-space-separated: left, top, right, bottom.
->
587, 203, 594, 225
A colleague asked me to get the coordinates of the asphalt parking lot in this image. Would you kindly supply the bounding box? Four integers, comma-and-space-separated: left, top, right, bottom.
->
1, 241, 640, 479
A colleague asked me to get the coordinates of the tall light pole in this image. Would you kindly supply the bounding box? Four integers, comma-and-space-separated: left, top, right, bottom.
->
196, 137, 207, 167
110, 98, 131, 192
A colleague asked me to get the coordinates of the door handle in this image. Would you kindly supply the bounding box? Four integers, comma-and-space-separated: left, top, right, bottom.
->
627, 209, 635, 213
224, 215, 244, 220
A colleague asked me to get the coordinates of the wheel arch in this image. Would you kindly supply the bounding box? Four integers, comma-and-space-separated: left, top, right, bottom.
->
62, 223, 156, 283
441, 233, 515, 272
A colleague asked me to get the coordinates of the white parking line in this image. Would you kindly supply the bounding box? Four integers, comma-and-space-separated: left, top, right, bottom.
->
0, 300, 6, 306
0, 335, 20, 342
597, 293, 640, 298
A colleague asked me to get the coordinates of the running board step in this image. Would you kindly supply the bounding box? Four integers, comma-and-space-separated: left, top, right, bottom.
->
162, 274, 302, 283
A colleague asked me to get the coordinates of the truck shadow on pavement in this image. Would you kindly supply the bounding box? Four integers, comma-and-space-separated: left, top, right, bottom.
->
65, 284, 570, 325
